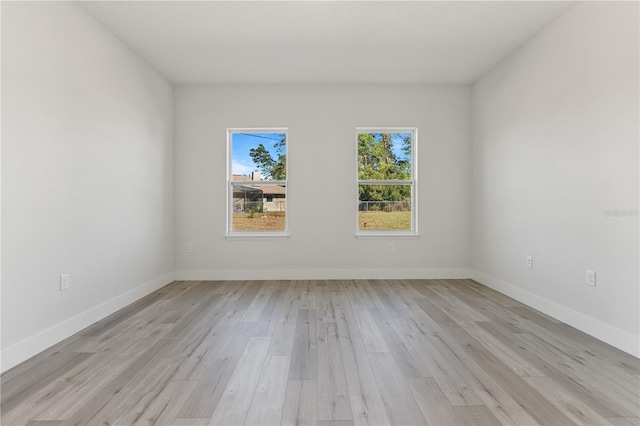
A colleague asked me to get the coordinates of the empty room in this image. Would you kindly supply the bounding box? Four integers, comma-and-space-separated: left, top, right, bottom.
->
1, 1, 638, 425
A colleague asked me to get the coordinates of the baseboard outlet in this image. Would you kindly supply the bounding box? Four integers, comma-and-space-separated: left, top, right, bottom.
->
472, 270, 639, 358
0, 271, 176, 373
175, 268, 473, 281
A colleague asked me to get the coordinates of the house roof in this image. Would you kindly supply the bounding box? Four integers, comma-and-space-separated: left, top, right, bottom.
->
232, 176, 286, 196
256, 185, 286, 196
232, 184, 262, 193
232, 174, 252, 182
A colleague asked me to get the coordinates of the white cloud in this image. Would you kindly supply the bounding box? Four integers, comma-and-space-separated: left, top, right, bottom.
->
232, 161, 255, 176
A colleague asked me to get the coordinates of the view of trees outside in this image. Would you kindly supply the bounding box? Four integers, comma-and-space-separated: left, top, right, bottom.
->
230, 130, 414, 232
231, 132, 287, 232
357, 131, 413, 231
248, 136, 286, 180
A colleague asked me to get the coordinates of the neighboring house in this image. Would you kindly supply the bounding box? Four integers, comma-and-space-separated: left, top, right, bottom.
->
232, 172, 286, 212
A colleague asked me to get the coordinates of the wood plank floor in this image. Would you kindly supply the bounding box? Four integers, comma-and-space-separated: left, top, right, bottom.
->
2, 279, 639, 425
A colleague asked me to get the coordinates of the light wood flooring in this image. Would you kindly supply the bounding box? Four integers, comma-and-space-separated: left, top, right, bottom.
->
2, 279, 639, 425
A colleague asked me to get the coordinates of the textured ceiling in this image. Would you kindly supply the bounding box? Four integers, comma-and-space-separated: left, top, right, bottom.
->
78, 1, 577, 84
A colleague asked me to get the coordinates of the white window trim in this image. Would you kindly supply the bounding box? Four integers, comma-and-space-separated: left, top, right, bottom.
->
355, 127, 418, 238
226, 127, 289, 238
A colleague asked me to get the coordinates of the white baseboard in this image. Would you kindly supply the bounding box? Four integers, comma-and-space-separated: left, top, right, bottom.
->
175, 268, 473, 281
4, 268, 635, 373
0, 272, 176, 373
472, 270, 639, 358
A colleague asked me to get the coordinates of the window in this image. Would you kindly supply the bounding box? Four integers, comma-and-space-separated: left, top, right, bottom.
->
227, 129, 288, 236
356, 128, 417, 235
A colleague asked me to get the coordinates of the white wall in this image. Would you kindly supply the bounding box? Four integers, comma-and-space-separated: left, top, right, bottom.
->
174, 85, 471, 279
3, 0, 636, 373
1, 2, 175, 371
472, 1, 639, 355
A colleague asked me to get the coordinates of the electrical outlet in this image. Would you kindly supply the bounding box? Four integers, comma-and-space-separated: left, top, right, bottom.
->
586, 270, 596, 287
526, 256, 533, 269
388, 243, 395, 253
186, 243, 193, 253
60, 274, 70, 291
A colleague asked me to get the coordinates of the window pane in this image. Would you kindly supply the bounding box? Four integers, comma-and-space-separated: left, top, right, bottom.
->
228, 129, 287, 235
357, 132, 412, 180
358, 184, 411, 231
231, 132, 286, 180
232, 183, 286, 231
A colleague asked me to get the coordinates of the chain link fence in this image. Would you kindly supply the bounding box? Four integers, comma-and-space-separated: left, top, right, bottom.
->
358, 201, 411, 212
233, 201, 263, 213
234, 200, 287, 213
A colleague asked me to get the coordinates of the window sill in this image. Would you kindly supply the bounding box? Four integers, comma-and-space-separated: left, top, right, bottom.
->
225, 233, 290, 241
354, 233, 419, 240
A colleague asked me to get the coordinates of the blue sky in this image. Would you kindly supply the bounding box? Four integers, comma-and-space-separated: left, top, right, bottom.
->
231, 132, 285, 177
232, 131, 411, 176
389, 133, 411, 161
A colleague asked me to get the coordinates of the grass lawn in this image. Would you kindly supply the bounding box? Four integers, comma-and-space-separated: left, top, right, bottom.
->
233, 211, 286, 231
233, 211, 409, 231
359, 210, 411, 231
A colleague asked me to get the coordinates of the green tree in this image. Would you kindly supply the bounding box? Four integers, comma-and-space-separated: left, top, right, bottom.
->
249, 137, 286, 180
358, 132, 411, 202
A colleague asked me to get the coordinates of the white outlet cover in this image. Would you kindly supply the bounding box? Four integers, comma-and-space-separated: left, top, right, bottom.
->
586, 270, 596, 287
60, 274, 70, 291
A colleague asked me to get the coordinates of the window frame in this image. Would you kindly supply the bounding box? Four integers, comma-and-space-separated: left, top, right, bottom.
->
355, 127, 418, 238
226, 128, 289, 239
